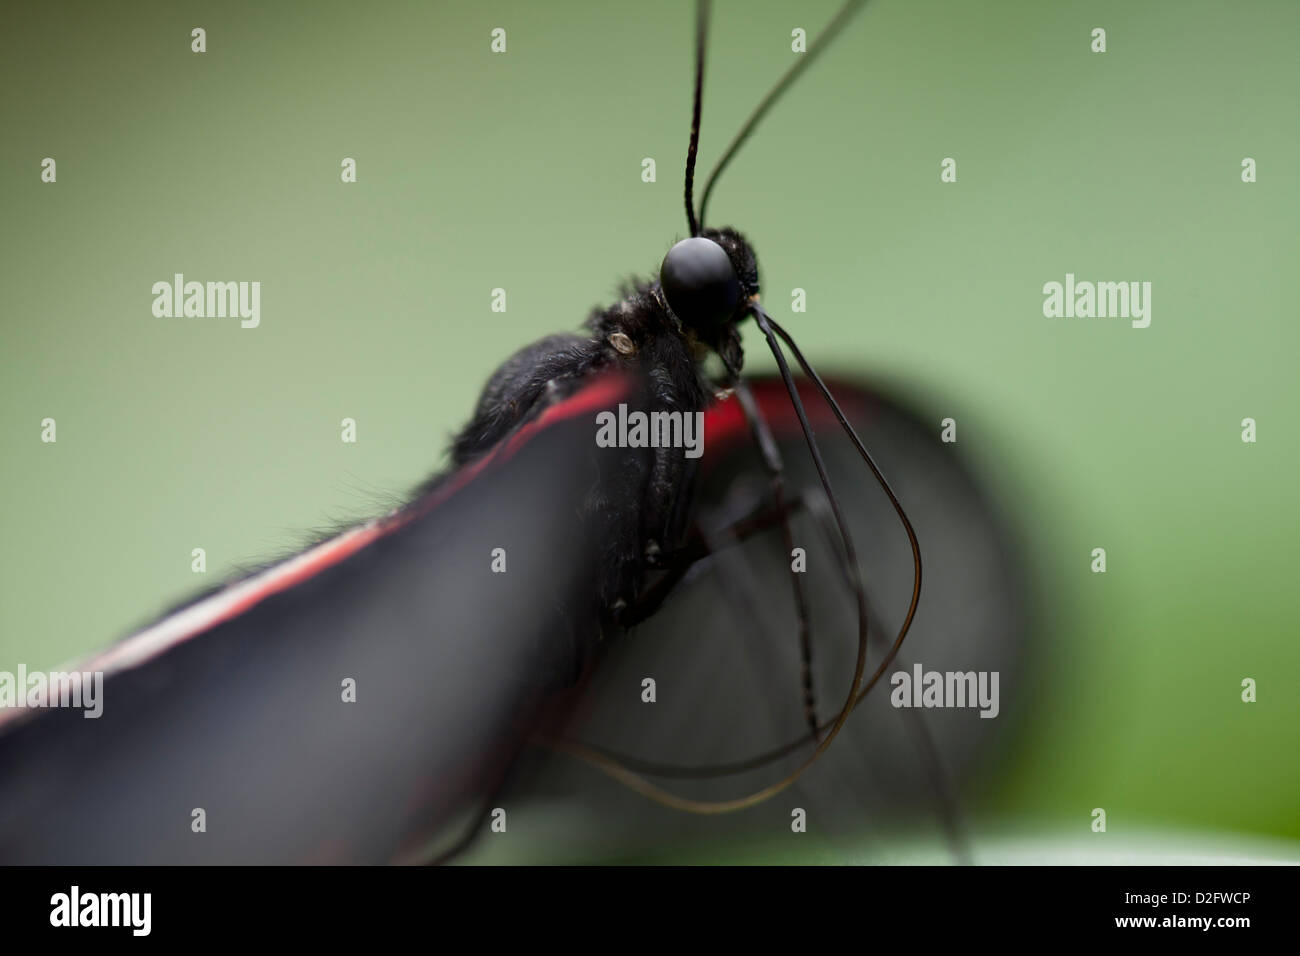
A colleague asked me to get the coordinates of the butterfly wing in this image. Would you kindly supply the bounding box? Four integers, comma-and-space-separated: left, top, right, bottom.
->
473, 375, 1029, 863
0, 373, 643, 864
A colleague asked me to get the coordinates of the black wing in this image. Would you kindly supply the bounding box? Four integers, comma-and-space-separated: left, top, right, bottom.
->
0, 373, 644, 864
465, 375, 1029, 863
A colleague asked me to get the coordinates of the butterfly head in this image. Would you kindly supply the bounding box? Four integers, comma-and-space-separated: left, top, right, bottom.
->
658, 228, 759, 354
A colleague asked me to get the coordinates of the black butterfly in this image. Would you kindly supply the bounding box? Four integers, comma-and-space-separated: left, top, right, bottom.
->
0, 0, 1025, 864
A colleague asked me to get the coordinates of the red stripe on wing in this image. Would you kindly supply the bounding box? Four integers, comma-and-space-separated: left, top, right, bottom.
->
702, 376, 878, 466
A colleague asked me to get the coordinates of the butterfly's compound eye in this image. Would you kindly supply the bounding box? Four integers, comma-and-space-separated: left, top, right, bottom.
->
659, 237, 742, 335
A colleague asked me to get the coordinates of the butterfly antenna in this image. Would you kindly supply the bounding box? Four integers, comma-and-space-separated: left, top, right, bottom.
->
683, 0, 710, 237
698, 0, 869, 230
763, 313, 922, 709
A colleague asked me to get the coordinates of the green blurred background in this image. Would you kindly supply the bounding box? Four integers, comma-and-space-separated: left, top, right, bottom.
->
2, 0, 1296, 860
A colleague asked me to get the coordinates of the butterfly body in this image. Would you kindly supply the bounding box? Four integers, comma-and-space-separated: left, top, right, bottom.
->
447, 227, 761, 613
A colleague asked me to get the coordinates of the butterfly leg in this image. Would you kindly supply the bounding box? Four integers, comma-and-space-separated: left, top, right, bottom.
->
729, 379, 819, 738
615, 382, 818, 737
791, 486, 973, 864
